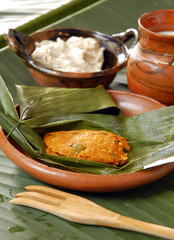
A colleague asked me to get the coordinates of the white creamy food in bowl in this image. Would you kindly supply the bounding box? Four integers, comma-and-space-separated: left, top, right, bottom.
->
31, 36, 105, 73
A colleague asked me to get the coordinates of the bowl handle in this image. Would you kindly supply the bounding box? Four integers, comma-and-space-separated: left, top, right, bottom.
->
4, 29, 33, 66
112, 28, 139, 52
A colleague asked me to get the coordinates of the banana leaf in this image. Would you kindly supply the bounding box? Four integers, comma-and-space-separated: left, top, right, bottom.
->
22, 106, 174, 143
0, 77, 44, 154
0, 110, 41, 158
22, 110, 174, 174
0, 75, 18, 121
1, 77, 174, 174
16, 84, 174, 173
16, 85, 120, 120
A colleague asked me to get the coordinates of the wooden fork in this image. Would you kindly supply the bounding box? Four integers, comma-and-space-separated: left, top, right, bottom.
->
10, 185, 174, 239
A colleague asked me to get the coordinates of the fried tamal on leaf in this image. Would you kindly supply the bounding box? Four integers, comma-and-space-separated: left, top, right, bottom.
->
43, 130, 130, 166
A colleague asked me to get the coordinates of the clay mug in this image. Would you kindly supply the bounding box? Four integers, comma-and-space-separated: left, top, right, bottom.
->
127, 9, 174, 105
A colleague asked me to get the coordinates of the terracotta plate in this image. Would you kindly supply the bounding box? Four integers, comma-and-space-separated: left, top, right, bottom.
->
0, 91, 173, 192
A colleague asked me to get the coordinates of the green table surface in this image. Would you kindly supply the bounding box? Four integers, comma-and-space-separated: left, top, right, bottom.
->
0, 0, 174, 239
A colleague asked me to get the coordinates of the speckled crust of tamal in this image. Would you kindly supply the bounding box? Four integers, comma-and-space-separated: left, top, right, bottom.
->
43, 130, 130, 166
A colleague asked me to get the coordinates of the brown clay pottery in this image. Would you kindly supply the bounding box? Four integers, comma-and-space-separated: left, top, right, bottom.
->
5, 28, 138, 88
127, 9, 174, 105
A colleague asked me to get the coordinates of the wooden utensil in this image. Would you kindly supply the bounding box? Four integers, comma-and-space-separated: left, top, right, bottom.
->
10, 185, 174, 239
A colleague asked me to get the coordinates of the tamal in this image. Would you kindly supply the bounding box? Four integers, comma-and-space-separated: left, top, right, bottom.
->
43, 130, 130, 166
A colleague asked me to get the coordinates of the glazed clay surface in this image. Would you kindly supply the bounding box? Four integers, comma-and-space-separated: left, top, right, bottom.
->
127, 9, 174, 105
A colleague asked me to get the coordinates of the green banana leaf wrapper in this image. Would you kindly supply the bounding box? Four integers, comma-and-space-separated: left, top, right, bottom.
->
0, 76, 174, 175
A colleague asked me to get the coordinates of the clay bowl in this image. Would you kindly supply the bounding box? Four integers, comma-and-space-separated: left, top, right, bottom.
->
1, 90, 173, 193
5, 28, 138, 88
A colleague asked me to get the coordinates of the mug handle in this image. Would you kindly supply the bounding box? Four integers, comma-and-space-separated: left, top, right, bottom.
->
112, 28, 139, 52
